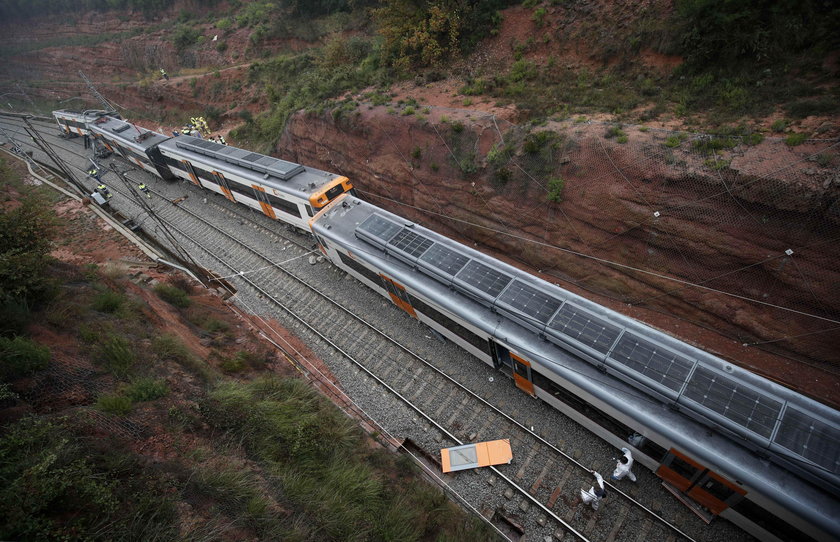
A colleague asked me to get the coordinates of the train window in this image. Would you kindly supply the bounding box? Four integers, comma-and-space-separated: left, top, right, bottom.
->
324, 183, 346, 201
406, 292, 490, 354
337, 251, 383, 288
266, 193, 301, 218
531, 368, 668, 459
668, 455, 701, 482
306, 204, 314, 217
513, 359, 529, 378
730, 498, 819, 542
698, 475, 740, 503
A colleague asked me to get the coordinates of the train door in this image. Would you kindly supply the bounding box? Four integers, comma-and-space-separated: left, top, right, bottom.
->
212, 171, 235, 202
380, 275, 416, 318
251, 185, 277, 219
181, 160, 200, 186
491, 343, 536, 397
657, 449, 746, 517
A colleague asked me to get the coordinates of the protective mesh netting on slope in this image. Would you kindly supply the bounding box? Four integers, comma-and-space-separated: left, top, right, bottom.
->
405, 115, 840, 369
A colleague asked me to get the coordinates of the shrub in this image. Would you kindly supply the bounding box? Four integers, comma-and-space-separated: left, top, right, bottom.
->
154, 283, 191, 308
546, 177, 565, 202
0, 336, 50, 380
532, 7, 546, 26
96, 393, 133, 415
98, 334, 135, 378
523, 130, 556, 153
173, 25, 201, 52
125, 378, 168, 402
770, 119, 788, 133
604, 125, 626, 139
785, 133, 808, 146
92, 289, 125, 313
0, 191, 58, 306
664, 135, 682, 148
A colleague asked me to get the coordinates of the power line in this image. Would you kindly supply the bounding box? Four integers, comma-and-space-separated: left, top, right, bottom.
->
358, 189, 840, 325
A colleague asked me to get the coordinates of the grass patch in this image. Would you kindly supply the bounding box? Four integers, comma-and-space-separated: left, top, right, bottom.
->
785, 133, 808, 146
200, 377, 496, 541
154, 283, 191, 308
96, 393, 133, 415
153, 334, 216, 382
98, 334, 135, 378
125, 377, 169, 402
0, 336, 50, 381
92, 288, 125, 313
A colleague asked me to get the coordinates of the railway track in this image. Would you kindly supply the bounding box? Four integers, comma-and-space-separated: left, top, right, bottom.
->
0, 113, 755, 542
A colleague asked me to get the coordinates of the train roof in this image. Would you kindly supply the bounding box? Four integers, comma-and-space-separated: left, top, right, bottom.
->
311, 196, 840, 537
87, 115, 169, 152
52, 109, 114, 121
157, 135, 346, 197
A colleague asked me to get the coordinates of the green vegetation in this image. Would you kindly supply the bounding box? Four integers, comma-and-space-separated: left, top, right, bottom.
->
91, 288, 125, 313
0, 336, 50, 381
125, 377, 169, 402
0, 150, 497, 542
547, 177, 566, 202
97, 334, 136, 378
375, 0, 511, 73
173, 24, 203, 51
96, 392, 133, 415
234, 40, 383, 150
785, 132, 809, 146
0, 171, 57, 311
0, 416, 179, 540
154, 283, 191, 308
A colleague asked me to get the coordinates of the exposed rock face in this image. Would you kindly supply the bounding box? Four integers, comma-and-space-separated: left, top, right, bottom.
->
278, 105, 840, 367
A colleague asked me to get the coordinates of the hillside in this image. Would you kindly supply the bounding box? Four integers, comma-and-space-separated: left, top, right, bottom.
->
0, 154, 494, 541
0, 3, 838, 397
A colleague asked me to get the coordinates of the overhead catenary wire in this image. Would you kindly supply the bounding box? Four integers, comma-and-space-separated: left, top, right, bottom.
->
358, 189, 840, 326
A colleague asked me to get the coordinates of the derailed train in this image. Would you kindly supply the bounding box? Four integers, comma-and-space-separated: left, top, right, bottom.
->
52, 110, 840, 542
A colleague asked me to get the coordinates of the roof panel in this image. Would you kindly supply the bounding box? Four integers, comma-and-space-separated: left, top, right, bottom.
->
173, 137, 304, 180
455, 260, 512, 298
389, 229, 434, 259
417, 243, 469, 278
356, 214, 402, 248
683, 366, 782, 439
609, 332, 694, 392
549, 304, 622, 355
497, 280, 562, 325
776, 407, 840, 474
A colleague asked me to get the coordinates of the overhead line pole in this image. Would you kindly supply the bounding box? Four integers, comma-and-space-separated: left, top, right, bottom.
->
20, 117, 87, 197
78, 70, 116, 114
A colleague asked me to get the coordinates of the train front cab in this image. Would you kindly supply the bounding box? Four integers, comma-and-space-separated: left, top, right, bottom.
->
309, 176, 355, 210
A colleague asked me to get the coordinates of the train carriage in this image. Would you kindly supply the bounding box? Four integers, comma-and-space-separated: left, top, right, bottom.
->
310, 194, 840, 542
51, 109, 115, 137
86, 115, 175, 180
156, 135, 353, 230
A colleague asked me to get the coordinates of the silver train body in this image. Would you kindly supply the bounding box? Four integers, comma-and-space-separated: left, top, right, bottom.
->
310, 194, 840, 542
52, 112, 355, 220
156, 135, 353, 230
52, 109, 115, 137
50, 109, 839, 541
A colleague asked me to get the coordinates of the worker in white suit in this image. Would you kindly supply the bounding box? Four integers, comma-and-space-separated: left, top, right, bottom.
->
579, 471, 607, 510
611, 447, 637, 482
